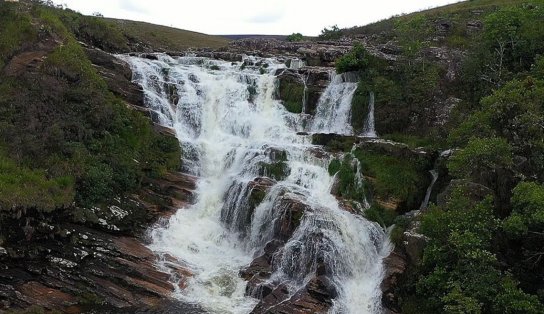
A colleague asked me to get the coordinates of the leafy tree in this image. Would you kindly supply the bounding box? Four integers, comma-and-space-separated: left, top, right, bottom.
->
415, 192, 542, 313
394, 15, 433, 66
448, 137, 513, 182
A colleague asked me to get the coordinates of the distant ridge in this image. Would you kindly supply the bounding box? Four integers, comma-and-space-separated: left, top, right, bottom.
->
220, 34, 287, 40
107, 18, 230, 50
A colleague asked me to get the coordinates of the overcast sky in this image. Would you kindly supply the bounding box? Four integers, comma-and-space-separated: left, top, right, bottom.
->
52, 0, 463, 36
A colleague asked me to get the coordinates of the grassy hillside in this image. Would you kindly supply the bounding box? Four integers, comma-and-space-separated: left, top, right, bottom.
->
11, 2, 229, 53
345, 0, 528, 42
0, 1, 180, 211
107, 18, 229, 51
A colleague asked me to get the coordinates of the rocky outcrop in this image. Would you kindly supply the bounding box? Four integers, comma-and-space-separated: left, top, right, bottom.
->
239, 192, 339, 313
223, 38, 353, 67
250, 276, 335, 314
0, 170, 198, 313
276, 67, 331, 114
84, 46, 145, 108
381, 248, 408, 313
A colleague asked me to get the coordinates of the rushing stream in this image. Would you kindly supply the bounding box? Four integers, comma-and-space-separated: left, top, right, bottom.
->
122, 54, 390, 314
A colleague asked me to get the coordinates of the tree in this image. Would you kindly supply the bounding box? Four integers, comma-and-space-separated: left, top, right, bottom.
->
319, 24, 342, 40
394, 15, 432, 67
448, 137, 513, 182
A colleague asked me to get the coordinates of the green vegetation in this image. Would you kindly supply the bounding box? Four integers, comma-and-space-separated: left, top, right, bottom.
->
0, 3, 37, 69
328, 155, 365, 201
335, 43, 372, 74
318, 24, 342, 40
278, 78, 305, 113
448, 137, 513, 181
107, 18, 229, 51
0, 2, 181, 212
258, 161, 290, 181
0, 152, 74, 212
286, 33, 304, 42
355, 149, 429, 212
405, 191, 542, 314
328, 4, 544, 311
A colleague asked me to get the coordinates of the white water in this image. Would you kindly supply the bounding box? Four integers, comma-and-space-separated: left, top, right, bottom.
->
310, 72, 358, 135
420, 170, 438, 210
362, 92, 377, 138
123, 54, 389, 314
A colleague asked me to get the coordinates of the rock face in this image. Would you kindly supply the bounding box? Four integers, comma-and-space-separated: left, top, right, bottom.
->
84, 47, 145, 108
0, 170, 198, 313
276, 67, 331, 114
223, 38, 353, 67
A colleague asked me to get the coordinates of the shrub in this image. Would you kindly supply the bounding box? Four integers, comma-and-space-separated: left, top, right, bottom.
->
319, 24, 342, 40
286, 33, 304, 42
448, 137, 513, 181
335, 43, 371, 73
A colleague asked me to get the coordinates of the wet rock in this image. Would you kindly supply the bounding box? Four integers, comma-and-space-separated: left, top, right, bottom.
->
251, 277, 334, 314
195, 51, 243, 62
85, 48, 145, 108
380, 248, 407, 314
312, 133, 361, 152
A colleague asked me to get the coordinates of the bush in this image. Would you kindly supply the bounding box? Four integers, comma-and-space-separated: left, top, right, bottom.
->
355, 149, 428, 211
286, 33, 304, 42
335, 44, 371, 73
318, 24, 342, 40
504, 181, 544, 245
448, 137, 513, 181
0, 4, 181, 211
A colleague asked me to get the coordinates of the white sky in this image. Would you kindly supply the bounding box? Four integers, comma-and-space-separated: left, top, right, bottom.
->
52, 0, 464, 36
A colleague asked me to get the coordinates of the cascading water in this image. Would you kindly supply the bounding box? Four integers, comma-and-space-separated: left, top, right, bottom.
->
362, 92, 377, 138
419, 170, 439, 210
310, 72, 358, 135
122, 53, 390, 314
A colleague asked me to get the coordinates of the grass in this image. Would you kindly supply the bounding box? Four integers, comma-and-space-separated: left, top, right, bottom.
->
107, 18, 229, 51
0, 3, 37, 69
0, 151, 74, 212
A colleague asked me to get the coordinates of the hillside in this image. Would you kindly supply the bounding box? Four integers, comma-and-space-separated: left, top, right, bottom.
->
107, 18, 229, 51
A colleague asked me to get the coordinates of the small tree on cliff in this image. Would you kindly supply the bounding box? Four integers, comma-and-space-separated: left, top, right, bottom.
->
319, 24, 342, 40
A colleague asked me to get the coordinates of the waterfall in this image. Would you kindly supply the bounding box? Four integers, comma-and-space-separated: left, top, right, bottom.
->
362, 92, 377, 138
122, 53, 389, 314
419, 170, 438, 210
310, 72, 358, 135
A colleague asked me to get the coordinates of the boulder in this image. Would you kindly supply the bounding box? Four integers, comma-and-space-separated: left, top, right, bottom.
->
251, 277, 335, 314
